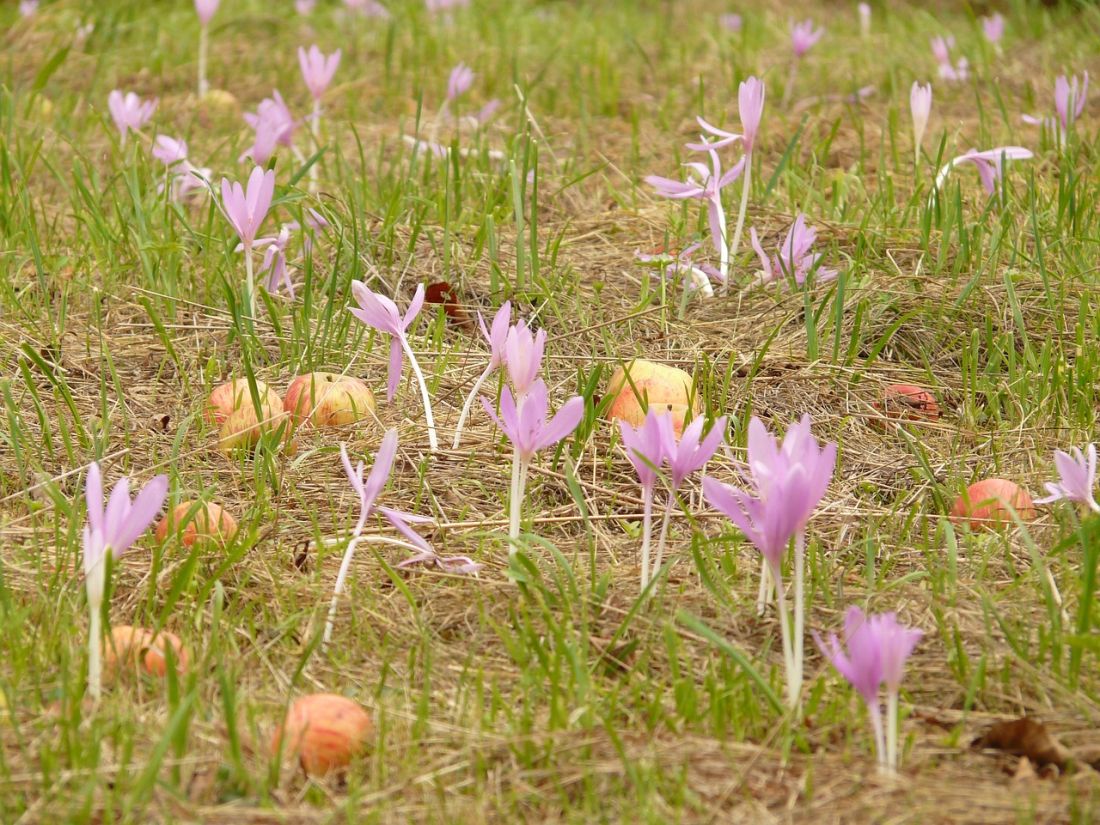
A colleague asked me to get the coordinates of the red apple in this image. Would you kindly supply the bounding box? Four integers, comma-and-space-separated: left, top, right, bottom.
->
284, 372, 377, 428
271, 694, 373, 776
155, 501, 238, 547
950, 479, 1036, 528
217, 392, 289, 453
605, 359, 701, 436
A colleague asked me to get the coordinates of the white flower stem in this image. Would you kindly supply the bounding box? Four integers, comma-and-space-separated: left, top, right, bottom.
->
322, 533, 429, 648
244, 244, 255, 319
640, 485, 654, 593
755, 555, 774, 615
713, 198, 729, 285
771, 563, 799, 710
85, 557, 106, 702
725, 156, 752, 294
886, 689, 899, 773
650, 491, 676, 586
452, 363, 493, 449
401, 338, 439, 452
782, 61, 798, 109
508, 447, 528, 546
793, 532, 806, 687
870, 697, 887, 772
198, 25, 209, 98
310, 99, 321, 192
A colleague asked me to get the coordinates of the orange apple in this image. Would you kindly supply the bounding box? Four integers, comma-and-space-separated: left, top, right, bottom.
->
606, 359, 701, 436
284, 372, 377, 427
207, 378, 283, 426
217, 393, 289, 454
103, 626, 190, 679
155, 501, 238, 547
271, 694, 373, 776
950, 479, 1036, 528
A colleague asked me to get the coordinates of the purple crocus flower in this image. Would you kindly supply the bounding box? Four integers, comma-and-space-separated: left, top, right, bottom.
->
646, 149, 745, 284
931, 36, 969, 82
750, 213, 837, 286
247, 225, 294, 298
1035, 444, 1100, 513
621, 410, 669, 591
152, 136, 209, 203
660, 414, 727, 492
447, 62, 475, 102
453, 301, 512, 449
704, 414, 835, 707
239, 116, 280, 165
152, 135, 188, 166
299, 45, 341, 101
195, 0, 219, 25
635, 243, 717, 298
220, 166, 275, 252
244, 91, 298, 148
346, 0, 392, 17
504, 320, 546, 398
719, 13, 742, 33
934, 146, 1033, 196
791, 20, 824, 58
323, 432, 445, 644
82, 462, 168, 700
1055, 72, 1089, 131
910, 82, 932, 165
873, 612, 923, 693
981, 13, 1005, 44
482, 379, 585, 543
107, 90, 157, 144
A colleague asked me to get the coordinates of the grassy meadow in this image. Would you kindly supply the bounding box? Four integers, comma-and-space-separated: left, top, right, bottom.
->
2, 0, 1100, 821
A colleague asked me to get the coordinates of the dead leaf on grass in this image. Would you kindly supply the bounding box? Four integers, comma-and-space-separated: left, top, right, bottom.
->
971, 717, 1071, 769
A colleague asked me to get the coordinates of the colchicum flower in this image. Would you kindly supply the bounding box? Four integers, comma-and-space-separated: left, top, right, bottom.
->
107, 90, 157, 146
1035, 444, 1100, 513
620, 410, 669, 592
703, 414, 836, 709
645, 149, 745, 285
981, 13, 1005, 45
453, 301, 512, 448
815, 607, 921, 772
750, 213, 837, 286
1023, 72, 1089, 146
219, 166, 276, 315
931, 35, 969, 82
910, 82, 932, 166
933, 146, 1034, 196
195, 0, 220, 97
482, 380, 584, 544
82, 462, 168, 700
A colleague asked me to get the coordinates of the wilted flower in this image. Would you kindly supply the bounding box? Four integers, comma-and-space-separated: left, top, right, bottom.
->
933, 146, 1033, 196
750, 214, 837, 286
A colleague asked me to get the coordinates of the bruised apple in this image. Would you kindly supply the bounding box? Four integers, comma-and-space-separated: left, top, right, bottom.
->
271, 693, 373, 776
104, 626, 191, 679
155, 501, 238, 547
874, 383, 940, 426
284, 372, 376, 428
606, 359, 701, 436
207, 378, 283, 426
950, 479, 1036, 528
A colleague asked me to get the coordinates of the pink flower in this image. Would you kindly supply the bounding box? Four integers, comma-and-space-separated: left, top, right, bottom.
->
504, 320, 546, 397
152, 135, 189, 166
791, 20, 824, 58
82, 462, 168, 577
750, 214, 836, 285
931, 35, 969, 82
298, 45, 341, 100
719, 13, 741, 33
244, 91, 298, 147
426, 0, 469, 11
195, 0, 219, 25
660, 414, 727, 491
19, 1, 38, 17
296, 0, 316, 13
447, 62, 475, 102
345, 0, 392, 17
220, 166, 276, 251
1035, 444, 1099, 512
910, 82, 933, 157
477, 301, 512, 371
934, 146, 1033, 196
1055, 71, 1089, 132
107, 90, 157, 141
981, 13, 1005, 44
481, 379, 584, 464
348, 282, 425, 401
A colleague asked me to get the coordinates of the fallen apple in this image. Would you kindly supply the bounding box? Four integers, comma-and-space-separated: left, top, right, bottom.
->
950, 479, 1036, 528
271, 693, 373, 776
155, 501, 238, 547
217, 390, 289, 454
103, 625, 190, 679
207, 378, 283, 426
284, 372, 376, 428
874, 383, 940, 425
606, 359, 701, 436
